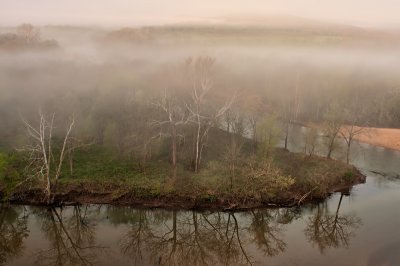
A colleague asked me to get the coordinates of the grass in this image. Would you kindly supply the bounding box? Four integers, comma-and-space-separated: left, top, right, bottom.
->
0, 131, 363, 208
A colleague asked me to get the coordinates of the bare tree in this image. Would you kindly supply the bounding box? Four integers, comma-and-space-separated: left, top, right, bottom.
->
186, 56, 235, 173
224, 111, 245, 187
339, 98, 369, 164
293, 73, 302, 122
21, 112, 74, 203
303, 127, 319, 156
153, 88, 187, 177
323, 103, 343, 159
277, 74, 302, 151
130, 122, 159, 174
66, 137, 94, 176
340, 125, 367, 165
242, 94, 264, 154
281, 103, 294, 151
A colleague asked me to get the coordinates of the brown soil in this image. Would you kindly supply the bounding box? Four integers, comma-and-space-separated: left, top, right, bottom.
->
4, 172, 365, 211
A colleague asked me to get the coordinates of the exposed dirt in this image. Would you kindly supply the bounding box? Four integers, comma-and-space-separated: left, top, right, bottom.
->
2, 171, 366, 211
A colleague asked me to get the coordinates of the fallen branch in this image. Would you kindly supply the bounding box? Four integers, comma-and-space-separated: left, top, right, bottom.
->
297, 186, 319, 206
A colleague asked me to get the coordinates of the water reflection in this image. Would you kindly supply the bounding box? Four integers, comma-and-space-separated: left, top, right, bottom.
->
0, 202, 363, 265
115, 209, 260, 265
0, 205, 29, 266
289, 125, 400, 174
108, 207, 338, 265
304, 193, 361, 253
3, 125, 399, 265
247, 209, 290, 257
368, 241, 400, 266
33, 206, 106, 266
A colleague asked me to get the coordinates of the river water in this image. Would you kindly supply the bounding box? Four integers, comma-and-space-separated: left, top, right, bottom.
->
1, 126, 400, 266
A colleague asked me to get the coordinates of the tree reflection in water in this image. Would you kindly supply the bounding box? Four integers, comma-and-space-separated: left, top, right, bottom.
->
34, 206, 107, 266
114, 207, 299, 265
247, 209, 287, 256
0, 205, 29, 266
304, 193, 362, 253
0, 199, 363, 266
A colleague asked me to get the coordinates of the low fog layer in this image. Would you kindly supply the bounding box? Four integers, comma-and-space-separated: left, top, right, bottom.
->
1, 23, 400, 149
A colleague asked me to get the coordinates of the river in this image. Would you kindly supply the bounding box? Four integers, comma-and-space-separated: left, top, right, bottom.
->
1, 125, 400, 266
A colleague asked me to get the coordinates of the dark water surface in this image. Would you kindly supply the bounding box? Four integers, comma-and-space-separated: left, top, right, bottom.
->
2, 127, 400, 266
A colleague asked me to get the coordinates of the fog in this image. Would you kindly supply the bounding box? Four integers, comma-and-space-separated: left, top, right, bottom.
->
1, 23, 400, 151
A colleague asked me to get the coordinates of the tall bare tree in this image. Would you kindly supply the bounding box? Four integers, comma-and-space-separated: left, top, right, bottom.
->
303, 127, 319, 156
340, 98, 369, 164
21, 112, 74, 203
323, 103, 343, 159
153, 88, 187, 177
186, 56, 235, 173
224, 111, 245, 187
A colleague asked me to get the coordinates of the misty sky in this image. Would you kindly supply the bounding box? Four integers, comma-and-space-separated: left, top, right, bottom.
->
1, 0, 399, 27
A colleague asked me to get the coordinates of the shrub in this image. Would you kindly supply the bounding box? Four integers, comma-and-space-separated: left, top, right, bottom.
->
342, 171, 354, 183
0, 152, 9, 180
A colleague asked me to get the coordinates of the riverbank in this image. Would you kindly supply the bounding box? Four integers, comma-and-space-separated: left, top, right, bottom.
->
0, 147, 365, 210
350, 126, 400, 151
303, 122, 400, 151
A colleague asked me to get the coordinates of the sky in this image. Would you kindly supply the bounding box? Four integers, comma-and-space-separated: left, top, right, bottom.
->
1, 0, 399, 28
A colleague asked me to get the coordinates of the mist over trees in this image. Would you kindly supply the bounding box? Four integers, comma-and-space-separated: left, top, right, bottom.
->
0, 24, 59, 51
1, 23, 400, 178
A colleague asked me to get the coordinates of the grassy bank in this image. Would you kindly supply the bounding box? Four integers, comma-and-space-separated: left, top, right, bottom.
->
0, 141, 364, 210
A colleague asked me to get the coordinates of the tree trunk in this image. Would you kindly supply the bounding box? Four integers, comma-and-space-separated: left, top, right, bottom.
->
284, 122, 289, 150
45, 180, 51, 204
171, 125, 177, 177
326, 136, 336, 159
69, 148, 74, 176
346, 142, 351, 164
194, 115, 201, 173
252, 123, 257, 154
327, 148, 332, 159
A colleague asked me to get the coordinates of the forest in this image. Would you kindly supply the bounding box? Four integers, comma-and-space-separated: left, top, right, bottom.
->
0, 23, 397, 207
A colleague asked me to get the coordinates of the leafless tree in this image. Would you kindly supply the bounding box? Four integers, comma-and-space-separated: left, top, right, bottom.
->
186, 56, 235, 173
21, 112, 74, 203
153, 88, 188, 177
66, 137, 93, 176
281, 103, 294, 151
242, 94, 264, 154
340, 125, 367, 165
339, 97, 369, 164
323, 103, 343, 159
224, 111, 245, 187
303, 127, 319, 156
129, 122, 159, 174
279, 74, 302, 151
